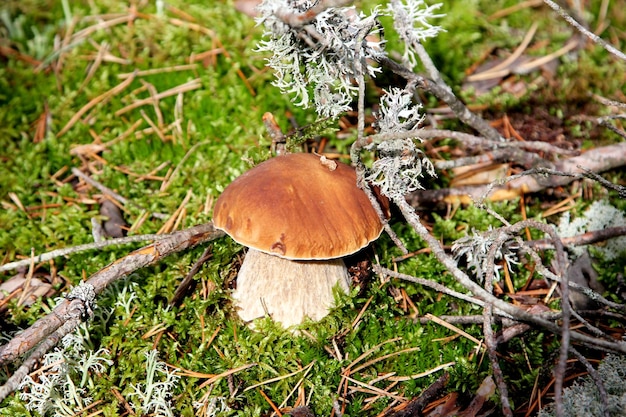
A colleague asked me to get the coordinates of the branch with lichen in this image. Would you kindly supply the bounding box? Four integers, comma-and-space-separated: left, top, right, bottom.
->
0, 223, 224, 403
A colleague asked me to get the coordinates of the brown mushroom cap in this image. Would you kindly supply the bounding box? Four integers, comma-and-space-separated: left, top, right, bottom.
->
213, 153, 383, 260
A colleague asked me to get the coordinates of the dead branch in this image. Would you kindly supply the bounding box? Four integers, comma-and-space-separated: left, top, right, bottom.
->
406, 141, 626, 206
542, 0, 626, 62
580, 166, 626, 198
483, 232, 514, 416
379, 56, 505, 143
369, 129, 577, 157
272, 0, 352, 28
0, 315, 83, 402
382, 372, 449, 417
0, 233, 164, 273
170, 244, 214, 306
0, 222, 224, 402
393, 203, 626, 353
527, 225, 626, 251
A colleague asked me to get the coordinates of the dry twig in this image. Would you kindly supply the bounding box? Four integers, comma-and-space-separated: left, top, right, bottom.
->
0, 223, 224, 402
407, 141, 626, 205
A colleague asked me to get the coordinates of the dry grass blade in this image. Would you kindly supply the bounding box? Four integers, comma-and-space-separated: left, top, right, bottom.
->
467, 22, 538, 82
78, 40, 109, 93
160, 140, 212, 192
274, 363, 316, 412
117, 64, 198, 79
350, 347, 421, 374
57, 72, 137, 137
8, 192, 29, 217
343, 337, 403, 375
197, 363, 258, 389
540, 191, 581, 218
344, 375, 407, 402
388, 362, 455, 382
16, 249, 36, 307
243, 361, 316, 392
157, 189, 193, 234
514, 38, 579, 73
114, 78, 202, 116
424, 314, 483, 346
488, 0, 544, 20
72, 13, 137, 42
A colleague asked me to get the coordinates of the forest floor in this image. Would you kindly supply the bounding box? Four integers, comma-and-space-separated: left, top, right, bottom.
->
1, 1, 626, 416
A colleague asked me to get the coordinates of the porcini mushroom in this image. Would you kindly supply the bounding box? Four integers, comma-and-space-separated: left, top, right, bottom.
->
213, 153, 383, 327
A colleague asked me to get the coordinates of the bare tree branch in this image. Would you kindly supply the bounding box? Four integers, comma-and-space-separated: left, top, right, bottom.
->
377, 55, 505, 142
407, 141, 626, 205
542, 0, 626, 61
0, 223, 224, 402
0, 233, 165, 273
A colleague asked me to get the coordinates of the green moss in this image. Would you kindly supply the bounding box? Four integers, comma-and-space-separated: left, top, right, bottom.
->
1, 0, 626, 415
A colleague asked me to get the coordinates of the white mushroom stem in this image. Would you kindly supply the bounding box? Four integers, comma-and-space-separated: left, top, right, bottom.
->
233, 249, 350, 327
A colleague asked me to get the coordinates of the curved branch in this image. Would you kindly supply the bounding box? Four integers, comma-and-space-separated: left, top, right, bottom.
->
0, 223, 224, 402
0, 233, 166, 273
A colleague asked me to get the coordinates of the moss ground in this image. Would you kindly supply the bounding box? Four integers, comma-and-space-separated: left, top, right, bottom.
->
1, 0, 625, 415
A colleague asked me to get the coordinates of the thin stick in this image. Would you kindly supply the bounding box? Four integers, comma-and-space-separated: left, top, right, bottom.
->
526, 225, 626, 250
395, 200, 626, 353
483, 237, 513, 416
170, 245, 213, 306
0, 224, 224, 368
0, 233, 165, 273
542, 0, 626, 62
377, 56, 504, 143
569, 347, 609, 417
71, 167, 168, 219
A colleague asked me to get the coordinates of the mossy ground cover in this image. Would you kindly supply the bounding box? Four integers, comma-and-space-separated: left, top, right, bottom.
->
1, 0, 625, 416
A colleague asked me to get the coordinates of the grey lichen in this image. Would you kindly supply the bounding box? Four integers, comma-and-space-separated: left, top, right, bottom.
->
366, 88, 436, 200
387, 0, 444, 67
256, 0, 384, 117
538, 354, 626, 417
452, 227, 520, 282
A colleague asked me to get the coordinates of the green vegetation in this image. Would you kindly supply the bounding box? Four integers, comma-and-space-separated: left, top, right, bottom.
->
1, 0, 625, 416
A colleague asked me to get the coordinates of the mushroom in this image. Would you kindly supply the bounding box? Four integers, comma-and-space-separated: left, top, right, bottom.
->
213, 153, 384, 327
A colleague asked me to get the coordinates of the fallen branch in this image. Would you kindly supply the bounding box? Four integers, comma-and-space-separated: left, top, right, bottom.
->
406, 141, 626, 206
0, 233, 164, 273
0, 222, 224, 402
527, 225, 626, 251
381, 373, 449, 417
